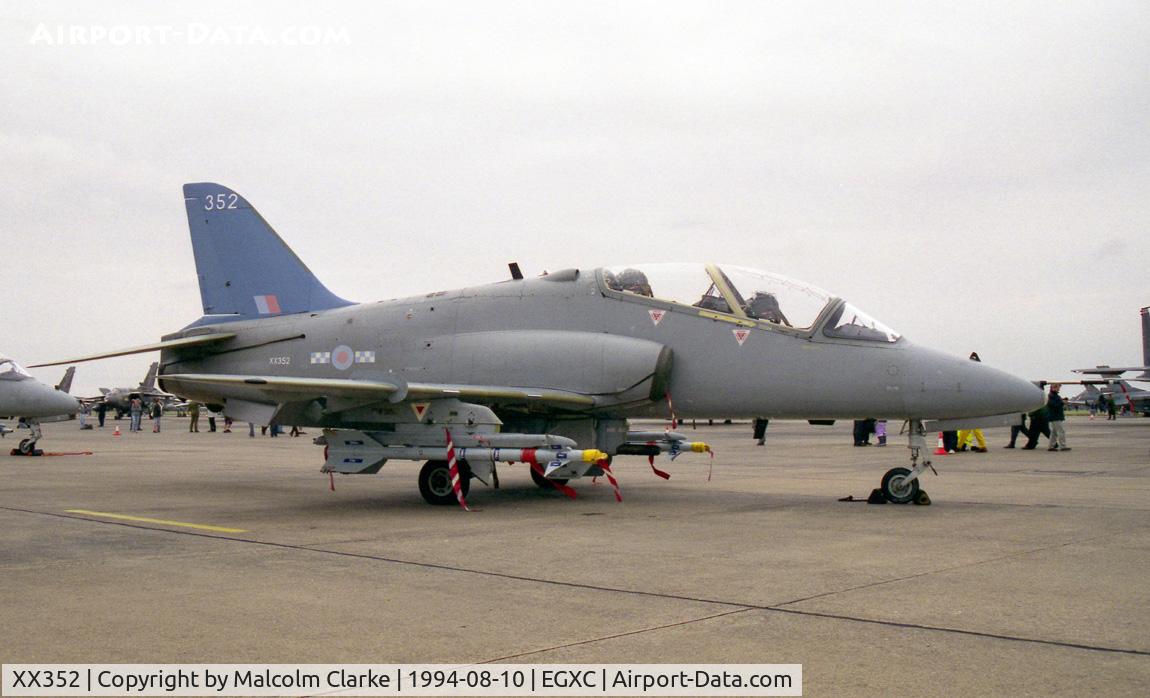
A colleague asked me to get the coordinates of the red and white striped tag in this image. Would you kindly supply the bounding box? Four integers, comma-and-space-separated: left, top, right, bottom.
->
598, 460, 623, 502
444, 428, 471, 512
529, 461, 578, 499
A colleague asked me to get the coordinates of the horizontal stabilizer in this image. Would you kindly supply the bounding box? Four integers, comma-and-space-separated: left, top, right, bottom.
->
29, 333, 236, 368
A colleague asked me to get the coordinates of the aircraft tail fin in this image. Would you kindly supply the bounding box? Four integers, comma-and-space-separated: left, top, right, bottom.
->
182, 183, 353, 321
1140, 307, 1150, 381
140, 362, 159, 391
55, 366, 75, 394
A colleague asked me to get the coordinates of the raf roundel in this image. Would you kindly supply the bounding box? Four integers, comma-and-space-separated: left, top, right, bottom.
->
331, 345, 354, 371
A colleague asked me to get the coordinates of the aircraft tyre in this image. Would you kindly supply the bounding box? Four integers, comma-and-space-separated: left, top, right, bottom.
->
418, 459, 470, 505
529, 465, 568, 488
881, 467, 920, 504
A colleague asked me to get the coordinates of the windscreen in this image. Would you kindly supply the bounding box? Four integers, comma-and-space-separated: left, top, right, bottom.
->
823, 302, 901, 343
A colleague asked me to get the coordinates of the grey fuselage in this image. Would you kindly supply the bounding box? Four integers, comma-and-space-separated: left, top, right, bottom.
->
159, 269, 1042, 434
0, 374, 79, 420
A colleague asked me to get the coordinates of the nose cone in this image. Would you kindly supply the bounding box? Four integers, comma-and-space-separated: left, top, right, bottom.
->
12, 381, 80, 418
50, 389, 80, 416
904, 343, 1044, 419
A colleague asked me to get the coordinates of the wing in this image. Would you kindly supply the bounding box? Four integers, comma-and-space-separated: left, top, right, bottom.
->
1073, 366, 1150, 376
159, 374, 598, 410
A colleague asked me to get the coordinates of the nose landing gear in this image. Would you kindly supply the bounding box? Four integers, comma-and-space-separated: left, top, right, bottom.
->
880, 420, 935, 504
9, 422, 44, 457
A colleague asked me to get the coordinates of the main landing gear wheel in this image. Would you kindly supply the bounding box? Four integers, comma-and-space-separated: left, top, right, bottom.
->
881, 467, 920, 504
418, 460, 470, 505
529, 464, 568, 488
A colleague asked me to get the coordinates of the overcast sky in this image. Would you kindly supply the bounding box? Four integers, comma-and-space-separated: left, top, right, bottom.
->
2, 1, 1148, 395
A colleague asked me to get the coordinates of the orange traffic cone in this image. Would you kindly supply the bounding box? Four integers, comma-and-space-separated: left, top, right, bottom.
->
933, 432, 947, 455
113, 425, 121, 437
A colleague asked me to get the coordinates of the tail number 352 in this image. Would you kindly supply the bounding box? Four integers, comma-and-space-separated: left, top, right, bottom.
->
204, 193, 238, 210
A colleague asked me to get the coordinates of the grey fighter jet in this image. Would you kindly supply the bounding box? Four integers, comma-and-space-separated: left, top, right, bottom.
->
0, 354, 79, 454
37, 183, 1043, 504
1068, 306, 1150, 415
86, 362, 175, 418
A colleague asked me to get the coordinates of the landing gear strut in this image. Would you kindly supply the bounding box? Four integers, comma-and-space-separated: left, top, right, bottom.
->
881, 420, 935, 503
10, 422, 43, 457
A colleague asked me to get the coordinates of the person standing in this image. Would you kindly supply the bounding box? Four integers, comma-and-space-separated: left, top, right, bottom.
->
150, 398, 163, 433
188, 402, 200, 433
875, 419, 887, 446
96, 401, 107, 428
1023, 401, 1050, 449
129, 396, 143, 432
1005, 413, 1028, 448
207, 409, 217, 433
752, 418, 769, 447
78, 402, 91, 430
1047, 384, 1070, 451
1106, 394, 1118, 420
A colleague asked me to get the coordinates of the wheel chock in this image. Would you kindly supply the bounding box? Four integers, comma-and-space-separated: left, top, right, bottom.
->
867, 488, 887, 504
914, 490, 932, 505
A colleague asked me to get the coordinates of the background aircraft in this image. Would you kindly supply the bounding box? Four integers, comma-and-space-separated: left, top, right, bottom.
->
0, 354, 79, 454
1065, 305, 1150, 416
38, 183, 1043, 504
82, 362, 180, 418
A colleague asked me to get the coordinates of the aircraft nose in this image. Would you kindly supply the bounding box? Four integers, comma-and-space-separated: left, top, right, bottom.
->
904, 344, 1044, 419
51, 389, 80, 416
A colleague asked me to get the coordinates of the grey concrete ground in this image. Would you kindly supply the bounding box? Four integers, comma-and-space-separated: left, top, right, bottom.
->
1, 416, 1148, 696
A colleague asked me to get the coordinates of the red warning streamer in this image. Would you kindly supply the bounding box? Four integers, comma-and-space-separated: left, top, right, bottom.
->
598, 460, 623, 502
647, 454, 671, 480
34, 451, 94, 457
524, 451, 578, 499
444, 428, 472, 511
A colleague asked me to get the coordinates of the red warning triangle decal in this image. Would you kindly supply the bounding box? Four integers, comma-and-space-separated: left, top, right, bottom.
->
733, 329, 751, 346
411, 402, 431, 420
649, 309, 666, 326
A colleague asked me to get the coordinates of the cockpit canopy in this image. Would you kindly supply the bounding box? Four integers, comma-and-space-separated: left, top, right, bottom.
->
601, 263, 901, 343
0, 356, 33, 381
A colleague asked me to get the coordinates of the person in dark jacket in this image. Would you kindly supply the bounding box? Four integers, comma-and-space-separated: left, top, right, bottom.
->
752, 418, 769, 447
1047, 384, 1070, 451
1022, 404, 1051, 450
